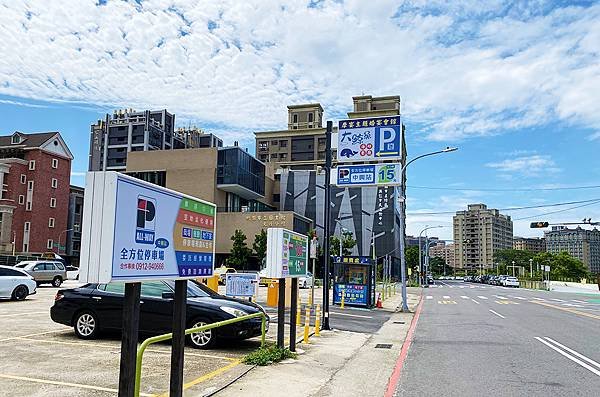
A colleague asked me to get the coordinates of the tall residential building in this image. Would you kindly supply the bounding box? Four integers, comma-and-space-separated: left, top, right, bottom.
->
65, 185, 84, 266
406, 235, 440, 248
0, 131, 72, 254
453, 204, 513, 272
89, 109, 218, 171
513, 236, 546, 253
429, 242, 455, 268
545, 226, 600, 273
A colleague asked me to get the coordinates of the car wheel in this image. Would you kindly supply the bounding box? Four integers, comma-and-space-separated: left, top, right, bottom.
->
52, 276, 63, 287
187, 319, 216, 349
11, 285, 29, 301
73, 310, 99, 339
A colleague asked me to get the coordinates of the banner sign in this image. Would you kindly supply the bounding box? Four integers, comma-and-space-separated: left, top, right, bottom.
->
225, 273, 258, 297
332, 163, 401, 187
265, 228, 308, 278
80, 172, 216, 283
337, 116, 401, 162
333, 283, 368, 306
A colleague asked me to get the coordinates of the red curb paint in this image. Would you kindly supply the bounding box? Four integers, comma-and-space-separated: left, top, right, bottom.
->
384, 297, 424, 397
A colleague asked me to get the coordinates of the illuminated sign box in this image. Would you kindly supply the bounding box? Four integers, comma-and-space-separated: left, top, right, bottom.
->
265, 228, 308, 279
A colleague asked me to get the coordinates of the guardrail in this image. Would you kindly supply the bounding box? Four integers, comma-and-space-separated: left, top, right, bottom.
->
134, 312, 267, 397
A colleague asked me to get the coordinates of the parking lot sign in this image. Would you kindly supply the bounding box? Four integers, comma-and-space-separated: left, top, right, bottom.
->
332, 163, 401, 187
337, 116, 401, 162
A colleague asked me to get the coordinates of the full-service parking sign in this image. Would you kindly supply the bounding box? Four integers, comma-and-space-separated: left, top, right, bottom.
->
337, 116, 401, 162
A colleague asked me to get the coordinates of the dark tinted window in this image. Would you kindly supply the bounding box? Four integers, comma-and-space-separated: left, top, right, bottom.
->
45, 263, 56, 271
54, 262, 65, 270
0, 268, 24, 276
33, 264, 45, 271
104, 282, 126, 295
141, 281, 172, 298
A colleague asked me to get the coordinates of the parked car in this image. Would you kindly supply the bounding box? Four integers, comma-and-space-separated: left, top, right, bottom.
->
214, 266, 237, 285
66, 266, 79, 280
50, 280, 268, 349
0, 265, 37, 300
298, 272, 314, 288
15, 260, 67, 287
503, 277, 520, 288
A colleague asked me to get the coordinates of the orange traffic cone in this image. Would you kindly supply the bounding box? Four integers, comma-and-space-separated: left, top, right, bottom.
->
376, 293, 383, 309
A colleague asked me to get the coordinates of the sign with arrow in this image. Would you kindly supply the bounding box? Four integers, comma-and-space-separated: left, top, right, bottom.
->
337, 116, 401, 162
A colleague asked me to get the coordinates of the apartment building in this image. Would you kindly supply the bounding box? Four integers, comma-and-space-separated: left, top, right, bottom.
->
545, 226, 600, 273
513, 236, 546, 253
65, 185, 84, 266
89, 109, 216, 171
0, 131, 72, 254
429, 242, 455, 268
453, 204, 513, 272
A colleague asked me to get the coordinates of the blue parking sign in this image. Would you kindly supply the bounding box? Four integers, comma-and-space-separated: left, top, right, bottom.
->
338, 116, 401, 162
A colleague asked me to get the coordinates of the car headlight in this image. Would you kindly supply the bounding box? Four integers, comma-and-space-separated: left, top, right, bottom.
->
220, 306, 248, 318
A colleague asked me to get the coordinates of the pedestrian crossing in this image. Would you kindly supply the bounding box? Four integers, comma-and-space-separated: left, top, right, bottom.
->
424, 295, 595, 307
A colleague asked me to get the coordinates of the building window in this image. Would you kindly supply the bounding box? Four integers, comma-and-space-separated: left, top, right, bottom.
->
293, 114, 298, 123
49, 218, 55, 228
50, 197, 56, 208
308, 113, 314, 122
47, 239, 53, 250
18, 195, 24, 205
27, 181, 33, 190
258, 141, 268, 150
23, 243, 28, 252
280, 153, 287, 160
51, 178, 58, 189
280, 140, 287, 147
24, 222, 30, 232
20, 174, 26, 184
52, 159, 59, 169
26, 201, 32, 211
29, 160, 35, 170
12, 134, 21, 144
271, 140, 278, 145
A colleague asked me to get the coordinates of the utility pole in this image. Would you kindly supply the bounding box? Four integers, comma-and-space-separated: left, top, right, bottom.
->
322, 121, 332, 330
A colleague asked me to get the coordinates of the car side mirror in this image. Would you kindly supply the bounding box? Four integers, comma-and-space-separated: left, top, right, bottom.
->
162, 292, 175, 300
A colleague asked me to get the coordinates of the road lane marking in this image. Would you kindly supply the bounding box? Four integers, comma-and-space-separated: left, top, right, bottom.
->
572, 300, 587, 304
0, 311, 47, 318
0, 329, 70, 343
459, 286, 465, 289
426, 296, 433, 300
551, 299, 566, 302
531, 301, 600, 320
460, 296, 469, 299
469, 286, 475, 289
443, 295, 450, 299
438, 300, 457, 304
544, 337, 600, 370
532, 297, 545, 301
514, 297, 526, 300
489, 310, 505, 318
330, 311, 373, 319
562, 303, 584, 308
471, 299, 480, 305
156, 360, 242, 397
494, 295, 507, 299
477, 296, 488, 300
496, 300, 518, 305
535, 337, 600, 377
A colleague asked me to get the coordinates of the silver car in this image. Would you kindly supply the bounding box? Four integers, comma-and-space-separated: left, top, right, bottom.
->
15, 261, 67, 287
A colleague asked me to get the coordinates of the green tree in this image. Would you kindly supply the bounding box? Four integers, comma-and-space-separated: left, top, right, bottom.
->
429, 257, 448, 276
551, 252, 589, 280
252, 229, 267, 261
493, 249, 535, 272
405, 245, 419, 275
329, 230, 357, 256
227, 229, 252, 269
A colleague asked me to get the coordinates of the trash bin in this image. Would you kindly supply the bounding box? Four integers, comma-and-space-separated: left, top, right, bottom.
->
267, 280, 279, 307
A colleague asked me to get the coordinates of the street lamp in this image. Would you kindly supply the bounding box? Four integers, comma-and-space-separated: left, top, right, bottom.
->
529, 258, 533, 278
58, 224, 79, 255
418, 225, 445, 286
397, 147, 458, 312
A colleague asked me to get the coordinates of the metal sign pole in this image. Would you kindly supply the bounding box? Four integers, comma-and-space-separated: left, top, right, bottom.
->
169, 279, 187, 397
289, 278, 298, 352
322, 121, 333, 330
277, 278, 286, 348
118, 282, 141, 397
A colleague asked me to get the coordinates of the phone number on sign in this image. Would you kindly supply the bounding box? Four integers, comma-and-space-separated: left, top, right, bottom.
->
119, 262, 165, 271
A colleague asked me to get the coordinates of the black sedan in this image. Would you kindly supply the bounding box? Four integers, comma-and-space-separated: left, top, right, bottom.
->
50, 280, 268, 349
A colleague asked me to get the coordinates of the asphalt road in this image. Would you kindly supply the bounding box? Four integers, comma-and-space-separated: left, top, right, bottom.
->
395, 280, 600, 396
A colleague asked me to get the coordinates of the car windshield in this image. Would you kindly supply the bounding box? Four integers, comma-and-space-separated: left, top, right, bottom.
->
164, 280, 213, 298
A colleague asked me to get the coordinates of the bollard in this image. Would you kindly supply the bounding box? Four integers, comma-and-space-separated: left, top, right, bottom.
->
296, 298, 302, 326
308, 291, 313, 307
314, 304, 321, 337
303, 306, 310, 344
381, 285, 385, 302
393, 283, 396, 295
340, 289, 345, 309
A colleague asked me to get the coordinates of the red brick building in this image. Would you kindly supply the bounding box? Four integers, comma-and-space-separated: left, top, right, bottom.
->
0, 132, 73, 255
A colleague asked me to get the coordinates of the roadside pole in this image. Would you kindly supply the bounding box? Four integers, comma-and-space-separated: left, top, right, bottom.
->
322, 121, 332, 330
277, 278, 286, 348
170, 279, 187, 397
398, 184, 409, 312
118, 282, 141, 397
289, 278, 298, 352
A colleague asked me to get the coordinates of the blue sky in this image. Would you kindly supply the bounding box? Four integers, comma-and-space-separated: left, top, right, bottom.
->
0, 0, 599, 240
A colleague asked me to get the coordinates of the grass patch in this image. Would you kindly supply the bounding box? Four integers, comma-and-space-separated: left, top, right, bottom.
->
243, 344, 297, 366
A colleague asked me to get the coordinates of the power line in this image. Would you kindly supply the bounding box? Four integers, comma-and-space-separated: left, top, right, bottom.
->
513, 199, 600, 221
406, 184, 600, 192
407, 198, 600, 216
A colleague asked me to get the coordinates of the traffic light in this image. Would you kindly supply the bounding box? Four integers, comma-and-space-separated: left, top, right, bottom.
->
530, 222, 549, 228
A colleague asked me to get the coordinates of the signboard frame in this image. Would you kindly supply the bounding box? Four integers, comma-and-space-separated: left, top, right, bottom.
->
80, 171, 217, 284
225, 273, 259, 297
337, 115, 401, 163
332, 163, 402, 187
265, 228, 309, 279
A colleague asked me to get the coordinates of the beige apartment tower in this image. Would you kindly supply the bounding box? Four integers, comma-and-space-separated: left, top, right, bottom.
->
453, 204, 513, 272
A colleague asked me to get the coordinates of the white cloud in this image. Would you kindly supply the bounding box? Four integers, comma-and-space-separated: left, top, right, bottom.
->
0, 1, 599, 144
486, 154, 561, 177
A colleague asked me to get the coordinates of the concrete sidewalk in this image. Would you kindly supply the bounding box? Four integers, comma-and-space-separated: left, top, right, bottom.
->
213, 288, 422, 397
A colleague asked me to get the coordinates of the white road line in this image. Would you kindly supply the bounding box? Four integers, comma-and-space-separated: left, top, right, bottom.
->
443, 295, 451, 299
494, 296, 508, 299
426, 296, 433, 300
459, 286, 465, 289
535, 337, 600, 377
514, 297, 526, 300
470, 286, 475, 289
471, 299, 480, 305
532, 297, 545, 301
551, 299, 566, 302
572, 300, 587, 304
460, 296, 469, 299
477, 296, 488, 300
489, 310, 505, 319
480, 287, 487, 289
544, 337, 600, 369
563, 303, 584, 308
330, 311, 373, 319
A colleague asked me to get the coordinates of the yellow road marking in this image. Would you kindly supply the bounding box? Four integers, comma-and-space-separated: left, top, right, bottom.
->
154, 360, 242, 397
531, 301, 600, 320
12, 337, 237, 361
0, 373, 154, 396
0, 329, 70, 343
0, 311, 47, 318
495, 300, 519, 305
438, 300, 457, 304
